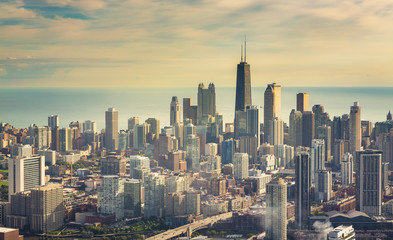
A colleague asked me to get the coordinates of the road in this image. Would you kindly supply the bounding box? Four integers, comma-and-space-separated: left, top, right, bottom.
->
146, 212, 233, 240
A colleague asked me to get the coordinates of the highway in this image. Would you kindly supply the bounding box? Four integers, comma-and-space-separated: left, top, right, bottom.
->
146, 212, 233, 240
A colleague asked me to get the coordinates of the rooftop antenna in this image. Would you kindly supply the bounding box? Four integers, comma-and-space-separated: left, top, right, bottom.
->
241, 44, 243, 62
244, 35, 247, 62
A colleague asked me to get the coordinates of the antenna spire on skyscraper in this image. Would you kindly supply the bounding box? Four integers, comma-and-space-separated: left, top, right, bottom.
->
241, 44, 243, 62
244, 35, 247, 62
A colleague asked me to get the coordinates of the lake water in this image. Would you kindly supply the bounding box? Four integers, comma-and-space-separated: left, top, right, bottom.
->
0, 87, 392, 130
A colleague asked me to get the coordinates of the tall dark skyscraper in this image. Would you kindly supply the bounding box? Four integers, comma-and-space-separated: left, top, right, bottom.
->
235, 41, 251, 112
295, 152, 311, 230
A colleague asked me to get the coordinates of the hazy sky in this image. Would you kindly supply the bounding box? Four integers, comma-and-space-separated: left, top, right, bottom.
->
1, 0, 393, 88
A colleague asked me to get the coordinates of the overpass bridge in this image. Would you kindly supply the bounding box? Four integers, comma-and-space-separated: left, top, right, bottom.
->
146, 212, 233, 240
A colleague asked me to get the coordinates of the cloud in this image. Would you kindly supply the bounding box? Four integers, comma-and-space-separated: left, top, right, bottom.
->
1, 0, 393, 87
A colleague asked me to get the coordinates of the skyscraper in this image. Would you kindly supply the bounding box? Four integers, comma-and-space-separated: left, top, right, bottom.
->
48, 115, 59, 131
296, 93, 309, 113
315, 170, 332, 202
341, 153, 354, 186
266, 178, 287, 240
233, 153, 249, 180
356, 150, 382, 216
145, 118, 160, 141
246, 105, 260, 146
316, 125, 332, 163
30, 183, 64, 233
105, 107, 119, 151
302, 111, 315, 148
295, 152, 311, 230
269, 117, 284, 146
98, 175, 125, 220
8, 155, 45, 197
124, 179, 143, 218
311, 139, 325, 185
128, 117, 139, 131
264, 83, 281, 143
312, 104, 330, 134
183, 98, 198, 125
235, 42, 251, 112
101, 154, 127, 176
289, 109, 303, 147
185, 134, 200, 171
197, 83, 216, 125
144, 173, 166, 218
170, 96, 181, 126
82, 120, 96, 133
57, 127, 72, 152
350, 102, 362, 155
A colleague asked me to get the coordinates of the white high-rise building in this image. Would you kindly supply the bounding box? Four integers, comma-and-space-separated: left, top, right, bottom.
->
269, 117, 284, 146
275, 144, 295, 168
311, 139, 325, 185
233, 153, 249, 180
205, 143, 218, 156
341, 153, 354, 186
98, 175, 125, 220
8, 155, 45, 198
129, 156, 150, 178
185, 135, 200, 171
266, 178, 287, 240
37, 149, 56, 165
144, 173, 166, 218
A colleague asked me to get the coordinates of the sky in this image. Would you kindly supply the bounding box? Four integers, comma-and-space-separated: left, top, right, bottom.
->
1, 0, 393, 88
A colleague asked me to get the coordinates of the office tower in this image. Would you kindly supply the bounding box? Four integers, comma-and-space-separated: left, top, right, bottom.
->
350, 102, 362, 155
124, 179, 143, 218
239, 134, 258, 164
264, 83, 281, 143
105, 107, 119, 151
146, 118, 160, 140
215, 113, 224, 134
222, 139, 234, 164
234, 110, 247, 139
183, 123, 196, 150
48, 115, 59, 149
30, 183, 63, 233
312, 104, 330, 134
275, 144, 295, 168
341, 153, 354, 186
130, 155, 150, 177
289, 109, 303, 147
311, 139, 325, 185
82, 120, 96, 133
332, 116, 342, 140
197, 83, 216, 125
11, 144, 32, 158
8, 155, 45, 197
100, 154, 127, 176
48, 115, 59, 130
37, 149, 56, 165
382, 162, 389, 191
174, 122, 184, 148
246, 105, 260, 146
235, 42, 252, 112
316, 125, 332, 163
118, 130, 128, 150
170, 96, 181, 126
315, 170, 332, 202
333, 139, 346, 169
233, 153, 249, 180
7, 191, 31, 230
205, 143, 218, 155
341, 114, 350, 140
302, 111, 315, 148
269, 117, 284, 146
0, 202, 8, 227
376, 130, 393, 170
295, 152, 311, 230
166, 175, 189, 193
183, 98, 198, 125
128, 117, 139, 131
144, 173, 166, 218
57, 127, 72, 152
154, 133, 172, 161
266, 178, 287, 240
31, 126, 51, 149
133, 123, 149, 149
167, 151, 186, 172
185, 135, 200, 171
98, 175, 125, 220
356, 150, 382, 216
296, 93, 309, 113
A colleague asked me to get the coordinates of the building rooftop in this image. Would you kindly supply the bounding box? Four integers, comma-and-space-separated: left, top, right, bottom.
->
0, 227, 18, 233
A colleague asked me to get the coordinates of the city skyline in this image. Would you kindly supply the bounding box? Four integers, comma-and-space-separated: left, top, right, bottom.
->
2, 0, 393, 88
